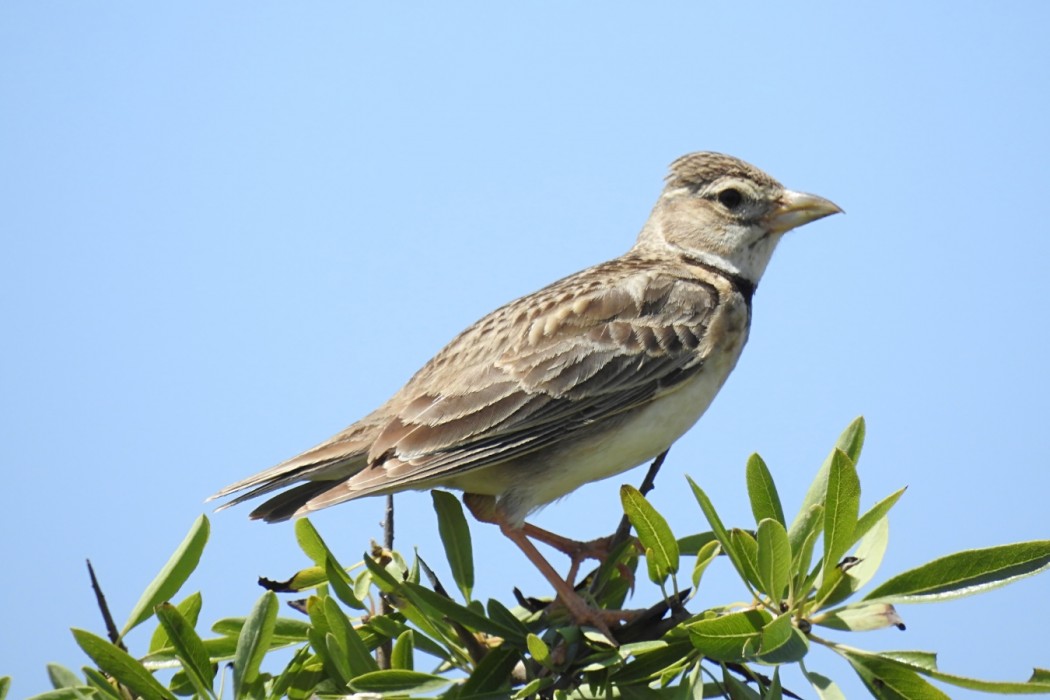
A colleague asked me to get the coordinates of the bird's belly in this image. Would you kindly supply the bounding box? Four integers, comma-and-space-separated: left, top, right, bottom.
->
527, 359, 737, 506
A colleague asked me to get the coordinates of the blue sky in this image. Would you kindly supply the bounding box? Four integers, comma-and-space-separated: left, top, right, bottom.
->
2, 3, 1048, 697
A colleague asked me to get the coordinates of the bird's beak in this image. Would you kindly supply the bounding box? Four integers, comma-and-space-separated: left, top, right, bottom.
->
766, 190, 843, 235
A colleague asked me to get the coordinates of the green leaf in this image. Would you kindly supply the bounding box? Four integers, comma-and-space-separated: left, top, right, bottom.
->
149, 591, 203, 653
789, 504, 823, 595
154, 602, 215, 697
753, 613, 809, 665
813, 602, 905, 631
729, 529, 761, 590
459, 646, 522, 695
867, 649, 1050, 694
843, 649, 951, 699
46, 664, 81, 689
790, 418, 864, 536
391, 630, 414, 670
324, 556, 366, 610
621, 484, 679, 584
348, 669, 451, 694
722, 665, 763, 699
527, 633, 551, 666
821, 514, 892, 609
512, 678, 550, 699
804, 668, 848, 700
756, 519, 791, 602
745, 453, 785, 526
864, 540, 1050, 603
686, 609, 770, 662
691, 540, 720, 590
400, 580, 525, 643
854, 487, 907, 545
817, 450, 860, 601
431, 490, 475, 602
120, 514, 209, 637
294, 517, 328, 566
72, 628, 176, 700
0, 677, 8, 700
232, 591, 278, 697
323, 595, 380, 676
81, 668, 121, 700
677, 531, 718, 556
687, 476, 750, 585
22, 690, 96, 700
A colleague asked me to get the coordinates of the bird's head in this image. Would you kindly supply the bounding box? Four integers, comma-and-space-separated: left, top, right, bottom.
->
636, 152, 842, 283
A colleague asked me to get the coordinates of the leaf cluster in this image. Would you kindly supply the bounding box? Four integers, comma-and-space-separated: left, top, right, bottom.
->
9, 419, 1050, 699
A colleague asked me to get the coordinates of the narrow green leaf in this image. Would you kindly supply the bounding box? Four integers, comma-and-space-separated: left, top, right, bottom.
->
804, 668, 848, 700
324, 556, 366, 610
691, 540, 721, 590
46, 664, 81, 689
767, 668, 783, 700
72, 629, 176, 700
790, 418, 865, 536
512, 678, 549, 699
486, 598, 532, 639
149, 591, 202, 653
323, 595, 379, 677
306, 627, 345, 687
865, 540, 1050, 603
688, 476, 750, 584
789, 504, 823, 596
431, 490, 475, 601
459, 646, 522, 695
120, 514, 209, 637
813, 602, 905, 631
756, 519, 791, 602
293, 517, 327, 566
729, 529, 761, 590
391, 630, 414, 670
854, 487, 906, 546
154, 602, 215, 697
324, 631, 355, 685
0, 677, 9, 700
348, 669, 451, 694
818, 450, 860, 599
21, 689, 95, 700
844, 649, 951, 699
210, 615, 310, 643
821, 514, 891, 609
267, 645, 313, 700
862, 649, 1050, 694
232, 591, 278, 697
722, 666, 763, 699
685, 609, 770, 662
400, 580, 525, 642
677, 531, 718, 556
81, 668, 122, 700
621, 484, 679, 583
746, 453, 785, 526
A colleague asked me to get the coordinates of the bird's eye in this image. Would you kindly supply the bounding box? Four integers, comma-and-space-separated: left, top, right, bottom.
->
717, 188, 743, 210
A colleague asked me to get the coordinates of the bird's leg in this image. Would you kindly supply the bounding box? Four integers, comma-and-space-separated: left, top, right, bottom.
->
463, 493, 635, 639
520, 522, 616, 587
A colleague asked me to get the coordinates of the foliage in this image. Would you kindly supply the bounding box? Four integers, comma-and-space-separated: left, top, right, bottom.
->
10, 419, 1050, 699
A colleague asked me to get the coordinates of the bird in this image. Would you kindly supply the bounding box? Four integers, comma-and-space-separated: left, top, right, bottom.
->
211, 151, 841, 634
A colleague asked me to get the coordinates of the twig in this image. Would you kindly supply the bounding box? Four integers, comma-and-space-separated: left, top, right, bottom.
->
375, 494, 396, 670
86, 559, 126, 650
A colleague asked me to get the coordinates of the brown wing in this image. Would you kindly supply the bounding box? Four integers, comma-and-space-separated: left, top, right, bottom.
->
214, 255, 730, 521
314, 258, 725, 499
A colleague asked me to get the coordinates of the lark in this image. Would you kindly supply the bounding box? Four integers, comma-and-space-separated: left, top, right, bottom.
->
211, 152, 841, 633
